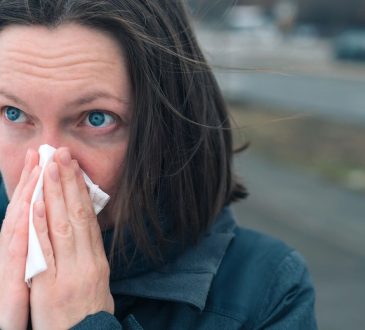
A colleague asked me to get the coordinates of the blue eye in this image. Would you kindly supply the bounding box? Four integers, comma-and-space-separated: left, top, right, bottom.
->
85, 111, 115, 128
4, 106, 26, 123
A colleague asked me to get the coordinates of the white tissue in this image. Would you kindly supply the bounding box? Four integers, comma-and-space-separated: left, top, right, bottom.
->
25, 144, 110, 286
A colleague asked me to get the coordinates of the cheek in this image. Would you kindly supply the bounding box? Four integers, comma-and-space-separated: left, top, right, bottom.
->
76, 144, 127, 195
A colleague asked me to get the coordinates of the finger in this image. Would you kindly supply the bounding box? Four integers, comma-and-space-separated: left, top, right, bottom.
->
11, 149, 39, 203
32, 200, 56, 281
1, 165, 41, 238
54, 148, 93, 255
0, 199, 28, 246
17, 165, 41, 206
43, 161, 75, 269
73, 161, 105, 258
5, 201, 30, 282
5, 164, 41, 220
10, 149, 34, 202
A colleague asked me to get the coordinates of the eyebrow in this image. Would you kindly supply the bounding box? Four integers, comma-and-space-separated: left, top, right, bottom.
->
66, 91, 129, 108
0, 89, 26, 106
0, 89, 129, 108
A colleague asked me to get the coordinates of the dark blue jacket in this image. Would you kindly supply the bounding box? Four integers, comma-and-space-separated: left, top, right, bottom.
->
0, 178, 317, 329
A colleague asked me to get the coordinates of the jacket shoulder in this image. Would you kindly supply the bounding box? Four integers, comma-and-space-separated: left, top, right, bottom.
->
204, 226, 316, 329
205, 227, 293, 314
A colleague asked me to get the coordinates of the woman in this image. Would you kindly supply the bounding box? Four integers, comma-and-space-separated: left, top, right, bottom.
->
0, 0, 317, 329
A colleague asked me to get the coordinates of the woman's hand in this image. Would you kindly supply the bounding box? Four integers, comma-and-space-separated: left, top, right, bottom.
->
0, 150, 40, 330
30, 148, 114, 330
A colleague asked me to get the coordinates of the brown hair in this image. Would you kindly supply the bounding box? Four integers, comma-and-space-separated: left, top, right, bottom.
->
0, 0, 247, 266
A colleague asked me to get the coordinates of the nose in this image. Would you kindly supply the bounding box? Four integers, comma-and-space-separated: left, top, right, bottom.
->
34, 126, 68, 151
26, 125, 83, 166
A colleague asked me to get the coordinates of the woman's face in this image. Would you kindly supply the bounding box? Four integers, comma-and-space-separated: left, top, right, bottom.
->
0, 24, 132, 202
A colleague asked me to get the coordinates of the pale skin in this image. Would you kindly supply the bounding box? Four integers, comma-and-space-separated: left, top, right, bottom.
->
0, 24, 132, 329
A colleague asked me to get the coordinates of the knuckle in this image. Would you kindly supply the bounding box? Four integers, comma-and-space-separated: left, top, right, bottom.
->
54, 221, 73, 237
72, 205, 94, 225
42, 245, 54, 259
97, 258, 111, 279
75, 206, 88, 219
102, 262, 111, 279
85, 263, 99, 280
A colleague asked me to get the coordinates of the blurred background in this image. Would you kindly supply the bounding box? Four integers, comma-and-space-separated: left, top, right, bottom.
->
187, 0, 365, 329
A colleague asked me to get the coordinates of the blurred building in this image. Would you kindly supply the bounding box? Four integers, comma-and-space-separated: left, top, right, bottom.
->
189, 0, 365, 35
296, 0, 365, 34
238, 0, 365, 32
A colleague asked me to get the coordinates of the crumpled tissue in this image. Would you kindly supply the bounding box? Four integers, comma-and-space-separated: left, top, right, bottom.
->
25, 144, 110, 286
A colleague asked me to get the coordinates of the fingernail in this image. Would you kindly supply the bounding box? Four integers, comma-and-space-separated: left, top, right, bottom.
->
35, 201, 45, 218
60, 149, 71, 166
49, 162, 59, 182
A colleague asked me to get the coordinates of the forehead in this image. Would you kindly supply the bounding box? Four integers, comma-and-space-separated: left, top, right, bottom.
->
0, 23, 129, 97
0, 23, 124, 64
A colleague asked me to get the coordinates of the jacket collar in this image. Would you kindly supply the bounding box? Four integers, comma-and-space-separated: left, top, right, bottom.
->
110, 207, 236, 311
0, 176, 8, 224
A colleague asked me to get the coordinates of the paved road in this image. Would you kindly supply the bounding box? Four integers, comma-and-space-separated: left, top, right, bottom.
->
232, 151, 365, 330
